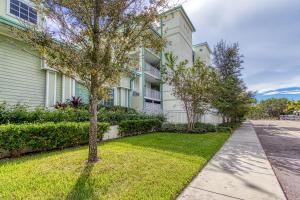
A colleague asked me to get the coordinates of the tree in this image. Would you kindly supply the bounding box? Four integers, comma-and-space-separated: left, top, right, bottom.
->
212, 40, 250, 122
247, 98, 289, 119
260, 98, 288, 119
163, 53, 216, 131
14, 0, 170, 163
286, 100, 300, 114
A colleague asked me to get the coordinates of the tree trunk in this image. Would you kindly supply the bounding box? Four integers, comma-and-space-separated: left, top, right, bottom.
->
88, 93, 98, 163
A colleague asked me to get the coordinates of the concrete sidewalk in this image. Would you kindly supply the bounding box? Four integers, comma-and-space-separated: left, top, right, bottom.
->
177, 122, 286, 200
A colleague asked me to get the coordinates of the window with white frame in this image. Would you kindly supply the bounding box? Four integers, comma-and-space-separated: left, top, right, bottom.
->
9, 0, 38, 24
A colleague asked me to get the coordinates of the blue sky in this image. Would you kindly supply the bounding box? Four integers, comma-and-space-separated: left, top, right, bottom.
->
180, 0, 300, 94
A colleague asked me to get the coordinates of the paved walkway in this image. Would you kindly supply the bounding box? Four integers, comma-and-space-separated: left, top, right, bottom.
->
177, 122, 286, 200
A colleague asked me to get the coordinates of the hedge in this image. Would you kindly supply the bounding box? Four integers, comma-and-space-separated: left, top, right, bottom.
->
160, 122, 232, 133
0, 122, 109, 157
0, 103, 165, 125
119, 119, 163, 137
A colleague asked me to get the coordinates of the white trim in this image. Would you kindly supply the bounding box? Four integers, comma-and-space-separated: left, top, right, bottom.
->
72, 79, 76, 96
62, 75, 65, 102
53, 72, 57, 104
45, 70, 50, 107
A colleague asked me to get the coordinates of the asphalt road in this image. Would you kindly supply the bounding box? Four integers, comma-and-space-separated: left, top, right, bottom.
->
251, 120, 300, 200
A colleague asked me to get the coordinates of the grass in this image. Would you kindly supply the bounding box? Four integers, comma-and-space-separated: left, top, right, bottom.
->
0, 132, 229, 200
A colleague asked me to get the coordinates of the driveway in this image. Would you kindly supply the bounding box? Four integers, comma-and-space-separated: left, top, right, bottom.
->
251, 120, 300, 200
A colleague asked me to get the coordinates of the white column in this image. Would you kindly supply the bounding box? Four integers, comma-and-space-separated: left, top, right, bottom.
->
72, 79, 76, 96
45, 70, 50, 107
62, 75, 65, 102
53, 72, 57, 104
69, 78, 72, 97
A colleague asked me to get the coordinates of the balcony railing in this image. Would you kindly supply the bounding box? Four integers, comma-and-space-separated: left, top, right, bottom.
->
145, 87, 161, 100
145, 63, 161, 79
144, 102, 162, 114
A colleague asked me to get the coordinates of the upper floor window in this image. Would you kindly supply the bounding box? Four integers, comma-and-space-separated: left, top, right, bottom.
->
9, 0, 37, 24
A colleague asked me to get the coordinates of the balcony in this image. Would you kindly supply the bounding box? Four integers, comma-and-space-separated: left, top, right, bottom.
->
145, 87, 161, 100
145, 63, 161, 79
144, 102, 162, 114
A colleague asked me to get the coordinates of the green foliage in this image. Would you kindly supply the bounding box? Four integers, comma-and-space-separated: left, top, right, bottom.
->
161, 122, 220, 133
0, 103, 164, 125
163, 53, 217, 130
119, 119, 163, 136
161, 122, 238, 133
212, 40, 252, 122
247, 98, 289, 119
285, 100, 300, 114
0, 122, 109, 157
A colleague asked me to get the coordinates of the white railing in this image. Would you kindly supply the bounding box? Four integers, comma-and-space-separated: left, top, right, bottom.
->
144, 102, 162, 114
145, 87, 161, 100
145, 63, 161, 79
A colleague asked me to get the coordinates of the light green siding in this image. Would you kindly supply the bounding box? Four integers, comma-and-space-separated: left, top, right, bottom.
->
0, 34, 45, 108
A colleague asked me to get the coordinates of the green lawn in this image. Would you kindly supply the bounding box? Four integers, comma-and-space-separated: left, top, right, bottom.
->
0, 132, 229, 200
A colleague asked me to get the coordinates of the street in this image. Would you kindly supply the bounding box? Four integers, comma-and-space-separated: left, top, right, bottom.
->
251, 120, 300, 200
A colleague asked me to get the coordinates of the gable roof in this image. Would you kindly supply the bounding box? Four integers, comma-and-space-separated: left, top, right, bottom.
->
161, 6, 196, 32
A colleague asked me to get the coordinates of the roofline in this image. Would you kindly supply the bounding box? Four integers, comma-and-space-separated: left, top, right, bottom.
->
161, 5, 196, 32
193, 42, 212, 54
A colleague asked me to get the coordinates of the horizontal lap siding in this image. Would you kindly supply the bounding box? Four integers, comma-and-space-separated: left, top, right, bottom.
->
0, 35, 45, 108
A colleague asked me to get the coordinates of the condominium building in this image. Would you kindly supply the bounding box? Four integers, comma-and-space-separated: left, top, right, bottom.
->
0, 1, 221, 123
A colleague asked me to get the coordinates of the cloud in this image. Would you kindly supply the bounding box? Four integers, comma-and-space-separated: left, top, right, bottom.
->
181, 0, 300, 92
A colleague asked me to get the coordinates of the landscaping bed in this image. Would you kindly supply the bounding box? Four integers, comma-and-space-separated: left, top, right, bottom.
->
0, 132, 229, 200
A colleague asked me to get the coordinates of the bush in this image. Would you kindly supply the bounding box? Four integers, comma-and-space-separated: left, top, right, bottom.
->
218, 122, 242, 130
161, 122, 222, 133
0, 122, 109, 157
0, 103, 164, 125
119, 119, 163, 137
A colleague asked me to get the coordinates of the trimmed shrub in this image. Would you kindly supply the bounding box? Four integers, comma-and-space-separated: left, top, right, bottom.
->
0, 122, 109, 157
195, 122, 217, 132
161, 122, 221, 133
218, 122, 242, 129
119, 119, 163, 136
0, 103, 164, 125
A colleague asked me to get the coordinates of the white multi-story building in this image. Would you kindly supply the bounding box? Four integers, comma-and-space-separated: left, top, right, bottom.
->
0, 1, 221, 123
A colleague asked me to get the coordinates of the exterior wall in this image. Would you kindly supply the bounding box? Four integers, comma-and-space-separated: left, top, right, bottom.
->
162, 9, 194, 123
0, 34, 46, 108
193, 44, 212, 66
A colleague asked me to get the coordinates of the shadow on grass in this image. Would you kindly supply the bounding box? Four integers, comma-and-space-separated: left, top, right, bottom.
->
66, 164, 95, 200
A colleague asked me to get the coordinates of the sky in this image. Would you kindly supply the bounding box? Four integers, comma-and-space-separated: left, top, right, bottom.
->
179, 0, 300, 94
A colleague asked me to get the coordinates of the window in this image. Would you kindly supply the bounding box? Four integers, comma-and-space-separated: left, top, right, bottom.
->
9, 0, 37, 24
100, 89, 114, 107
